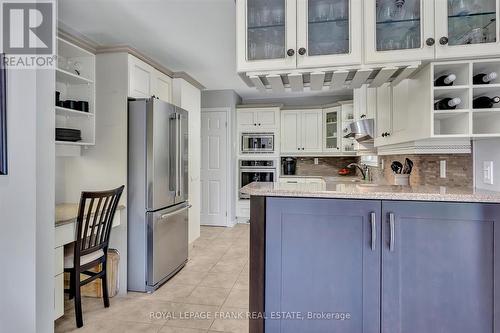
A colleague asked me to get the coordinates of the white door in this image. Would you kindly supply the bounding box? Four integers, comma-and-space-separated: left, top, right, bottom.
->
364, 0, 435, 63
435, 0, 500, 59
236, 0, 297, 72
200, 111, 228, 226
301, 110, 323, 152
296, 0, 362, 67
281, 111, 301, 153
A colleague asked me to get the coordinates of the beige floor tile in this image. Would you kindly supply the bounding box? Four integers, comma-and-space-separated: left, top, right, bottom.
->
158, 326, 207, 333
210, 262, 246, 274
142, 283, 197, 302
62, 319, 163, 333
170, 268, 208, 285
223, 289, 249, 309
198, 272, 239, 289
177, 286, 231, 306
210, 307, 249, 333
232, 273, 249, 291
185, 257, 219, 272
162, 303, 219, 330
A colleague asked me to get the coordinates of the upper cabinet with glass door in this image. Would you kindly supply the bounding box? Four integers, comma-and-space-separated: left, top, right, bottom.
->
237, 0, 297, 72
365, 0, 435, 63
296, 0, 362, 68
435, 0, 500, 59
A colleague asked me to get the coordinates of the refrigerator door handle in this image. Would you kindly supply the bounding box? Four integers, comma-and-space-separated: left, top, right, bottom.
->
160, 204, 192, 220
176, 113, 181, 197
169, 114, 177, 192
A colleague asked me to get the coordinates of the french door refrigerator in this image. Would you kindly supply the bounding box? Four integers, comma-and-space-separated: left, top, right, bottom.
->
128, 98, 189, 292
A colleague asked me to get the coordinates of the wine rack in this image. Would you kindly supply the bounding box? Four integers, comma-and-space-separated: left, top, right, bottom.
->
429, 59, 500, 138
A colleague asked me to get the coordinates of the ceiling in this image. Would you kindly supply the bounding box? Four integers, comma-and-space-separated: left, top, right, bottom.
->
58, 0, 351, 100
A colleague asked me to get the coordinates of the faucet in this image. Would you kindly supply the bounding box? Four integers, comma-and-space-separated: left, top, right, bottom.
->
347, 163, 369, 181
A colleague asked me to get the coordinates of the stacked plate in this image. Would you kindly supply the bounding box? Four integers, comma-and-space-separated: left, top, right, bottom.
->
56, 128, 82, 142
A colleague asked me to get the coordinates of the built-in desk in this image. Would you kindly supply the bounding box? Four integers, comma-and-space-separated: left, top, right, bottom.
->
54, 204, 126, 320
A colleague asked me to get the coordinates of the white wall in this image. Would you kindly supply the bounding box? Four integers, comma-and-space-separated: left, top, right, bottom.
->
201, 90, 242, 224
173, 78, 201, 243
474, 138, 500, 191
0, 68, 54, 332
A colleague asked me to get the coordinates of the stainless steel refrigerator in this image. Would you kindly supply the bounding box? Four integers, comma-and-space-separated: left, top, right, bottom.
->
128, 98, 189, 292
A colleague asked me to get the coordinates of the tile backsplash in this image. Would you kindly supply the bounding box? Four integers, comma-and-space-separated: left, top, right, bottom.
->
293, 157, 359, 177
379, 154, 473, 188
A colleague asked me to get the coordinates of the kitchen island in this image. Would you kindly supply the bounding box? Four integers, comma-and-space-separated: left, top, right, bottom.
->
241, 182, 500, 333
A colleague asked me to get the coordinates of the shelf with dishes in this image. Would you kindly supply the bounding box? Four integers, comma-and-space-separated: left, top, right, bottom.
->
55, 37, 96, 152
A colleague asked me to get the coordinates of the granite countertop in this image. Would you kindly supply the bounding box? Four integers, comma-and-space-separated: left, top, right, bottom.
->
55, 203, 126, 227
240, 181, 500, 203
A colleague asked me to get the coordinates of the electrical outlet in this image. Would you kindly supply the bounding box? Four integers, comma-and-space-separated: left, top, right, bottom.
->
440, 160, 446, 178
483, 161, 494, 185
314, 158, 319, 165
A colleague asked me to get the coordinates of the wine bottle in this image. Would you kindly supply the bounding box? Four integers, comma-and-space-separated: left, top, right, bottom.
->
473, 96, 500, 109
434, 74, 457, 87
473, 72, 498, 85
434, 97, 461, 110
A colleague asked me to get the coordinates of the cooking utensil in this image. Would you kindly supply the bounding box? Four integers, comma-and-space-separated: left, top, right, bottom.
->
403, 158, 414, 174
391, 161, 403, 174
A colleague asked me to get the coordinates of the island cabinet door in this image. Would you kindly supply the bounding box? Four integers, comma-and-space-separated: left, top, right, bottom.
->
381, 201, 500, 333
265, 198, 381, 333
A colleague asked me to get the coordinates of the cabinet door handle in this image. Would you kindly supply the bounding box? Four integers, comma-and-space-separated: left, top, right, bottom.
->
426, 37, 435, 46
298, 47, 307, 55
370, 212, 376, 251
287, 48, 295, 56
439, 36, 449, 45
389, 213, 395, 252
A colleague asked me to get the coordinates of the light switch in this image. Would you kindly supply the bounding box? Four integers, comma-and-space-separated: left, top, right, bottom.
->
483, 161, 494, 185
440, 160, 446, 178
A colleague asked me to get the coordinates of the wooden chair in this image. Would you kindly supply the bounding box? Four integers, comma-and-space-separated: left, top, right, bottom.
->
64, 185, 125, 328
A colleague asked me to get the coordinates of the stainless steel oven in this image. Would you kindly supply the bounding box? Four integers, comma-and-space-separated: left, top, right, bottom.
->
239, 159, 276, 199
241, 133, 274, 154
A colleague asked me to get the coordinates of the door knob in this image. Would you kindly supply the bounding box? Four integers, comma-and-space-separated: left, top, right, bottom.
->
254, 123, 257, 126
439, 37, 449, 45
298, 47, 307, 55
287, 49, 295, 56
426, 38, 435, 46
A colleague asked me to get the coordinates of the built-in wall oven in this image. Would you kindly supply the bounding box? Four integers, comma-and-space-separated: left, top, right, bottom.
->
239, 159, 276, 199
241, 133, 274, 154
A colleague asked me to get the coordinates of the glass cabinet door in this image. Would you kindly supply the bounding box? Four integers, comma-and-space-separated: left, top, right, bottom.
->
376, 0, 421, 51
247, 0, 286, 61
307, 0, 350, 56
364, 0, 434, 63
296, 0, 362, 67
447, 0, 496, 46
435, 0, 500, 59
237, 0, 296, 71
324, 109, 339, 150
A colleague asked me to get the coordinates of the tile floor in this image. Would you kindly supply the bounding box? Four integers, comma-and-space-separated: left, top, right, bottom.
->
55, 224, 250, 333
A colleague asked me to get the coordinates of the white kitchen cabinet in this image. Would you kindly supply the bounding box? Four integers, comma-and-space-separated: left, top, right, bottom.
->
375, 83, 393, 144
236, 0, 297, 72
296, 0, 362, 68
353, 85, 377, 120
236, 0, 361, 72
364, 0, 435, 63
435, 0, 500, 60
237, 107, 280, 131
128, 55, 153, 98
152, 68, 172, 103
323, 107, 341, 152
281, 109, 323, 153
128, 55, 172, 103
279, 177, 326, 190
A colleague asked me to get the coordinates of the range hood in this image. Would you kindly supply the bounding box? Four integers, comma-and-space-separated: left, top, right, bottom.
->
344, 118, 375, 142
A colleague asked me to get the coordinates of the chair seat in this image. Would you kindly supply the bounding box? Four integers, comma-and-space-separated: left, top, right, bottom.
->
64, 244, 104, 269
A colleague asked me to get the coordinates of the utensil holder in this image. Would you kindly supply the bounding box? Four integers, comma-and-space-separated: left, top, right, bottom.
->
394, 174, 410, 186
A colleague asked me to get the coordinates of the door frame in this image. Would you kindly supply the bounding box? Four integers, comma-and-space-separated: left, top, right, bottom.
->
201, 107, 234, 227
